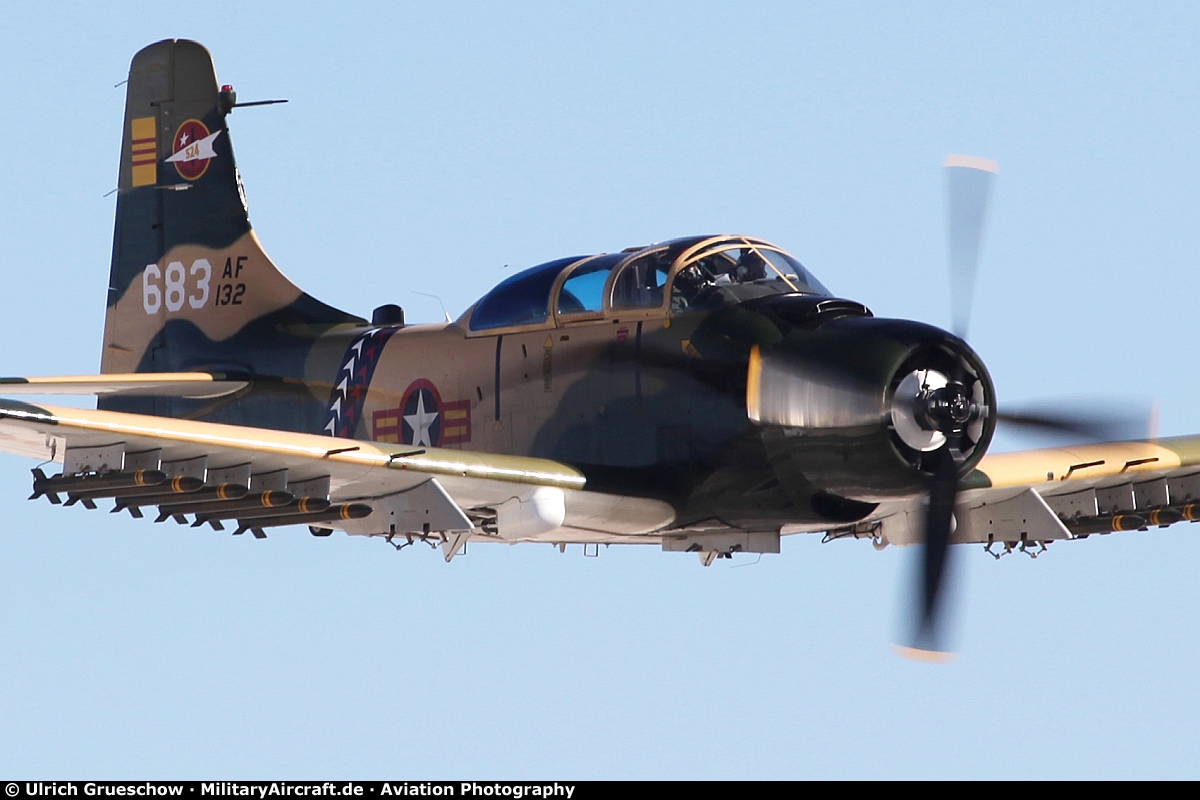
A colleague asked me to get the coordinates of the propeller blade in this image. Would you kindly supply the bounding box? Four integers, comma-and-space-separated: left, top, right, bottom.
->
945, 154, 998, 340
922, 440, 958, 646
899, 338, 977, 662
895, 435, 961, 663
893, 155, 998, 662
997, 403, 1155, 444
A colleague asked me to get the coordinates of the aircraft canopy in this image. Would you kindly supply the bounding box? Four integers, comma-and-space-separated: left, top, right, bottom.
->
467, 235, 830, 332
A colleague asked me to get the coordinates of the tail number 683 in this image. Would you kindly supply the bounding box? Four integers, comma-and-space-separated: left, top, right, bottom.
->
142, 260, 213, 314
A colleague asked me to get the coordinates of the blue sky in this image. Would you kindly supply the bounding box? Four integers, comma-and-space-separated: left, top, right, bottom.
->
2, 1, 1200, 779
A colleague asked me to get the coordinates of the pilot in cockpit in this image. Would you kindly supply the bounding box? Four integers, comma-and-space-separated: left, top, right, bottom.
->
734, 249, 767, 282
671, 249, 776, 311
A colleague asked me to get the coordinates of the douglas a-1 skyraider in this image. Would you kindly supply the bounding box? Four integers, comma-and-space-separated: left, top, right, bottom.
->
2, 39, 1194, 659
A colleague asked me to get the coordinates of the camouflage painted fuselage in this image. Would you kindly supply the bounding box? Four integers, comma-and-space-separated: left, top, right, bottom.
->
101, 39, 993, 536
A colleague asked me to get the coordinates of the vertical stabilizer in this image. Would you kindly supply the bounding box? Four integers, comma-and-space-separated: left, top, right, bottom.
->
102, 39, 361, 377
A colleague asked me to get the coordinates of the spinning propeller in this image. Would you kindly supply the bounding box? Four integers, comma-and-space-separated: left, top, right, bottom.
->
896, 154, 999, 661
899, 155, 1149, 660
745, 155, 1148, 660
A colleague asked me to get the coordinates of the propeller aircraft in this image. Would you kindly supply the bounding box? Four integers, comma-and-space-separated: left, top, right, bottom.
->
1, 39, 1192, 659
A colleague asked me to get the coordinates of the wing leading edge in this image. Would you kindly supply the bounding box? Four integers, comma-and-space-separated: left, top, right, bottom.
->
0, 399, 675, 555
0, 372, 251, 398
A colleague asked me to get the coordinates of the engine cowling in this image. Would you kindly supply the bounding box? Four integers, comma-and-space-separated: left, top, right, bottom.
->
746, 310, 995, 502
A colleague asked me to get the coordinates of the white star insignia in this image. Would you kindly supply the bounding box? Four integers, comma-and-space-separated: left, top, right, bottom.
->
404, 392, 439, 447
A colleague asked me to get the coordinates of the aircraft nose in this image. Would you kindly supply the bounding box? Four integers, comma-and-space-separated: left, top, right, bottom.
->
747, 315, 996, 498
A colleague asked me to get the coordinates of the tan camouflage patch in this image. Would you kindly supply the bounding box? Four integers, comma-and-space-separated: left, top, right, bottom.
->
102, 230, 304, 373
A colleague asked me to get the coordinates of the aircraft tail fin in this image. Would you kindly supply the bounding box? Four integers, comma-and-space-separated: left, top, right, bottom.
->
101, 39, 362, 377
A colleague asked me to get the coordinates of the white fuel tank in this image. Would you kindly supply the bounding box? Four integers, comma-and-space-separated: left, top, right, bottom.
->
495, 486, 566, 540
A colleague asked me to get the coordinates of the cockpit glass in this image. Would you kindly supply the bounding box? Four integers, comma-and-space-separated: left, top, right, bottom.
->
468, 238, 830, 330
611, 250, 671, 309
558, 254, 623, 315
669, 241, 831, 312
762, 250, 831, 295
469, 256, 583, 331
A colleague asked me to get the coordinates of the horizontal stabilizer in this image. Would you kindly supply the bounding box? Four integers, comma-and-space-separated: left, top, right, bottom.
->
0, 372, 251, 398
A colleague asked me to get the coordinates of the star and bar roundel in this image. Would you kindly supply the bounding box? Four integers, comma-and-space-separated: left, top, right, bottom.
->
372, 380, 471, 447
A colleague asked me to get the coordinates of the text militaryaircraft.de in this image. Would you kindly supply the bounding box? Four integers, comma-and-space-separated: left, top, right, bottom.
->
2, 39, 1193, 659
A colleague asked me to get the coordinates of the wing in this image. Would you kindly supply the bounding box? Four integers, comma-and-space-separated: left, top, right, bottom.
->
837, 436, 1200, 552
0, 372, 250, 398
14, 378, 1191, 559
0, 399, 675, 559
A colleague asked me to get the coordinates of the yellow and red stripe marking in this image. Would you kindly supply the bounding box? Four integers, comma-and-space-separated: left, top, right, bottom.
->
441, 399, 472, 444
372, 407, 402, 444
130, 116, 157, 187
